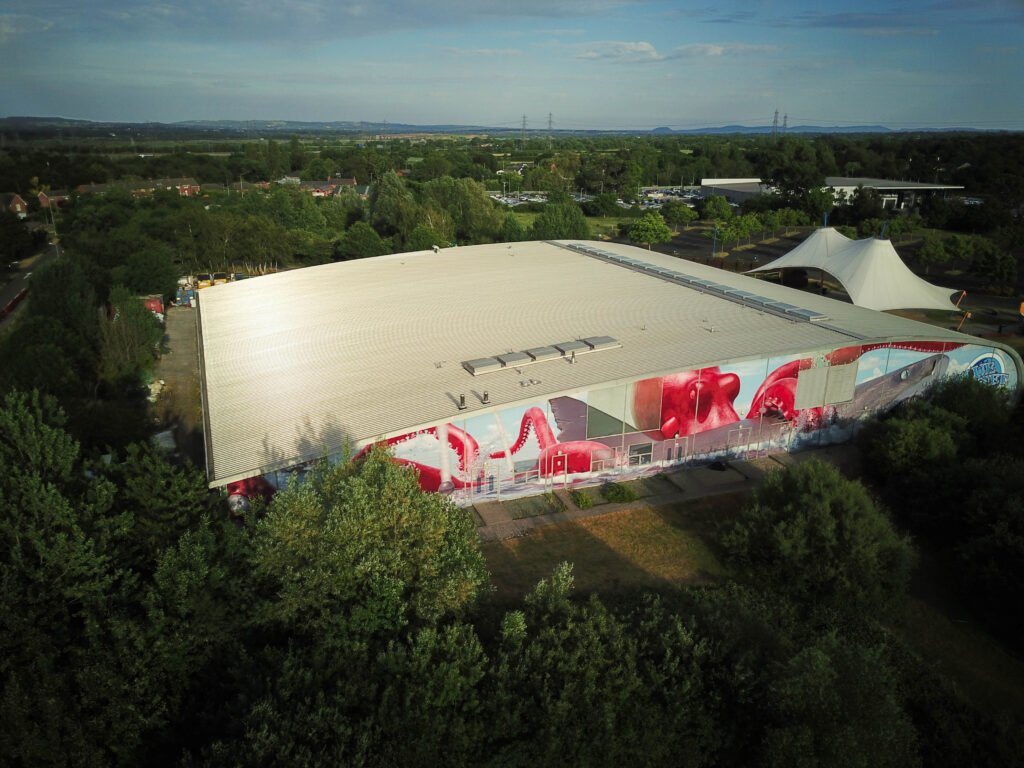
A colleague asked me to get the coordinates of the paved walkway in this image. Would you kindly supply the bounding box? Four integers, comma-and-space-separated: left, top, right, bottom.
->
475, 443, 860, 543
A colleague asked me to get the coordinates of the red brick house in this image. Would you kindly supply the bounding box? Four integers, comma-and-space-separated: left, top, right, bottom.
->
38, 190, 69, 208
1, 193, 28, 218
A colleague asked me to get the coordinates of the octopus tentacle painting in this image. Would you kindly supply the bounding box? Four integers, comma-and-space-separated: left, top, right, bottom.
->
230, 339, 1010, 504
488, 406, 617, 477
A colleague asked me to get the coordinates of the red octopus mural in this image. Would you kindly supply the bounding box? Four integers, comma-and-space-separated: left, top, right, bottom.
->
743, 342, 963, 429
633, 367, 742, 439
354, 423, 479, 492
226, 340, 972, 506
488, 406, 617, 477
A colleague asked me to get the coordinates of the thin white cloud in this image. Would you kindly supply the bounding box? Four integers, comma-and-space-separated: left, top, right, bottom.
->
578, 41, 663, 61
0, 13, 54, 45
671, 43, 776, 57
854, 28, 940, 37
577, 40, 776, 63
438, 47, 525, 56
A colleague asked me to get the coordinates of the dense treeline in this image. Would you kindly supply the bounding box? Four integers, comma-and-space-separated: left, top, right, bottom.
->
2, 378, 1023, 766
4, 132, 1023, 203
858, 376, 1024, 645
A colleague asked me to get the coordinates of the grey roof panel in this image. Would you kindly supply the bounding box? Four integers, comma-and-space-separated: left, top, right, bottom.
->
463, 357, 502, 375
497, 351, 532, 367
583, 335, 621, 351
553, 340, 591, 355
526, 346, 562, 361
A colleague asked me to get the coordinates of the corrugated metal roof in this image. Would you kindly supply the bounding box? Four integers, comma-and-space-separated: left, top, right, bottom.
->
198, 240, 975, 485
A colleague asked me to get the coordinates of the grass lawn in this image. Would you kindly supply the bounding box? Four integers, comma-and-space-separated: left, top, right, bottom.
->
511, 211, 539, 230
585, 216, 623, 239
483, 495, 737, 601
501, 491, 566, 521
619, 473, 679, 498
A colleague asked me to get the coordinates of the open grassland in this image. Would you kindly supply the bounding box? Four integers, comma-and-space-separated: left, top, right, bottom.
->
482, 495, 736, 601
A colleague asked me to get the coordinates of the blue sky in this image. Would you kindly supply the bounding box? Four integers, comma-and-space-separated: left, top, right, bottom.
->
1, 0, 1021, 129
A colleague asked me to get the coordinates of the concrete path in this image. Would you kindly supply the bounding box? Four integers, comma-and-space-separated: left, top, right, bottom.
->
475, 444, 859, 543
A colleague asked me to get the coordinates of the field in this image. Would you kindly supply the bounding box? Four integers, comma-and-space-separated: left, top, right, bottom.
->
483, 495, 732, 601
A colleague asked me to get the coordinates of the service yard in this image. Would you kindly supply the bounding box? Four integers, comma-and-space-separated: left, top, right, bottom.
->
153, 306, 205, 467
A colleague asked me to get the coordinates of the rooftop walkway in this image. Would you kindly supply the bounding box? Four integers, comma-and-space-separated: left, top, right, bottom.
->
475, 444, 860, 543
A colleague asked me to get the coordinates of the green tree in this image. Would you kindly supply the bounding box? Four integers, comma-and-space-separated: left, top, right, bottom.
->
915, 232, 949, 275
698, 194, 733, 222
582, 192, 622, 217
404, 223, 448, 252
252, 446, 489, 643
0, 390, 169, 765
99, 285, 164, 391
970, 237, 1017, 286
720, 459, 916, 616
661, 199, 699, 231
529, 203, 590, 240
500, 213, 527, 242
419, 176, 502, 244
628, 211, 673, 249
369, 171, 416, 238
0, 210, 45, 262
485, 564, 649, 766
761, 633, 920, 768
110, 242, 179, 298
94, 442, 218, 574
337, 221, 389, 260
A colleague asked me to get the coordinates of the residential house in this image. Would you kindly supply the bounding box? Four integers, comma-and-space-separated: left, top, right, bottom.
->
300, 180, 338, 198
38, 189, 69, 208
152, 177, 201, 196
1, 193, 28, 218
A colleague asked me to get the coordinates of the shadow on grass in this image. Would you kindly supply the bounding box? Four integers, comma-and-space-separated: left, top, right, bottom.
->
482, 517, 677, 606
649, 491, 752, 578
502, 492, 567, 521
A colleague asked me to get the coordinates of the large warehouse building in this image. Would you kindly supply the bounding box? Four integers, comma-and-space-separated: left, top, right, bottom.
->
196, 240, 1021, 505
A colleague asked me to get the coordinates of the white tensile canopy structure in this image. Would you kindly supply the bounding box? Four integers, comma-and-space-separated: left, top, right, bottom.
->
747, 228, 960, 312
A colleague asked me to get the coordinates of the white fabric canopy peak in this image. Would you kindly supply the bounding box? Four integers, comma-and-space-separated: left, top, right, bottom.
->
747, 228, 960, 312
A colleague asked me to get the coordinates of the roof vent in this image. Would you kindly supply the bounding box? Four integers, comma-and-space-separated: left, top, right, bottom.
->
463, 357, 501, 375
497, 351, 532, 367
554, 340, 590, 356
526, 346, 561, 362
583, 335, 621, 351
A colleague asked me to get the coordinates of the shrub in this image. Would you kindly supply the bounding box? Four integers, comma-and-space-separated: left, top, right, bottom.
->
569, 488, 594, 509
600, 482, 638, 504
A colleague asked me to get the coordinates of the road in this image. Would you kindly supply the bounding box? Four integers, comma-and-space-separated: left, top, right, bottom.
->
0, 241, 62, 329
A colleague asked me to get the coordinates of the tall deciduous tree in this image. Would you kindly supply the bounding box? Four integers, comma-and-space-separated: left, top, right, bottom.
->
661, 199, 699, 231
720, 459, 916, 616
252, 446, 489, 644
337, 221, 389, 260
99, 285, 164, 391
699, 194, 733, 222
628, 211, 673, 249
529, 202, 590, 240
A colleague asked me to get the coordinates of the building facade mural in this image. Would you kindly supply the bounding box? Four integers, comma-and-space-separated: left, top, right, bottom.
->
250, 339, 1019, 506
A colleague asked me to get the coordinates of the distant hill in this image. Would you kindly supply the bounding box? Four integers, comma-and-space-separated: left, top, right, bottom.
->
0, 116, 1000, 138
